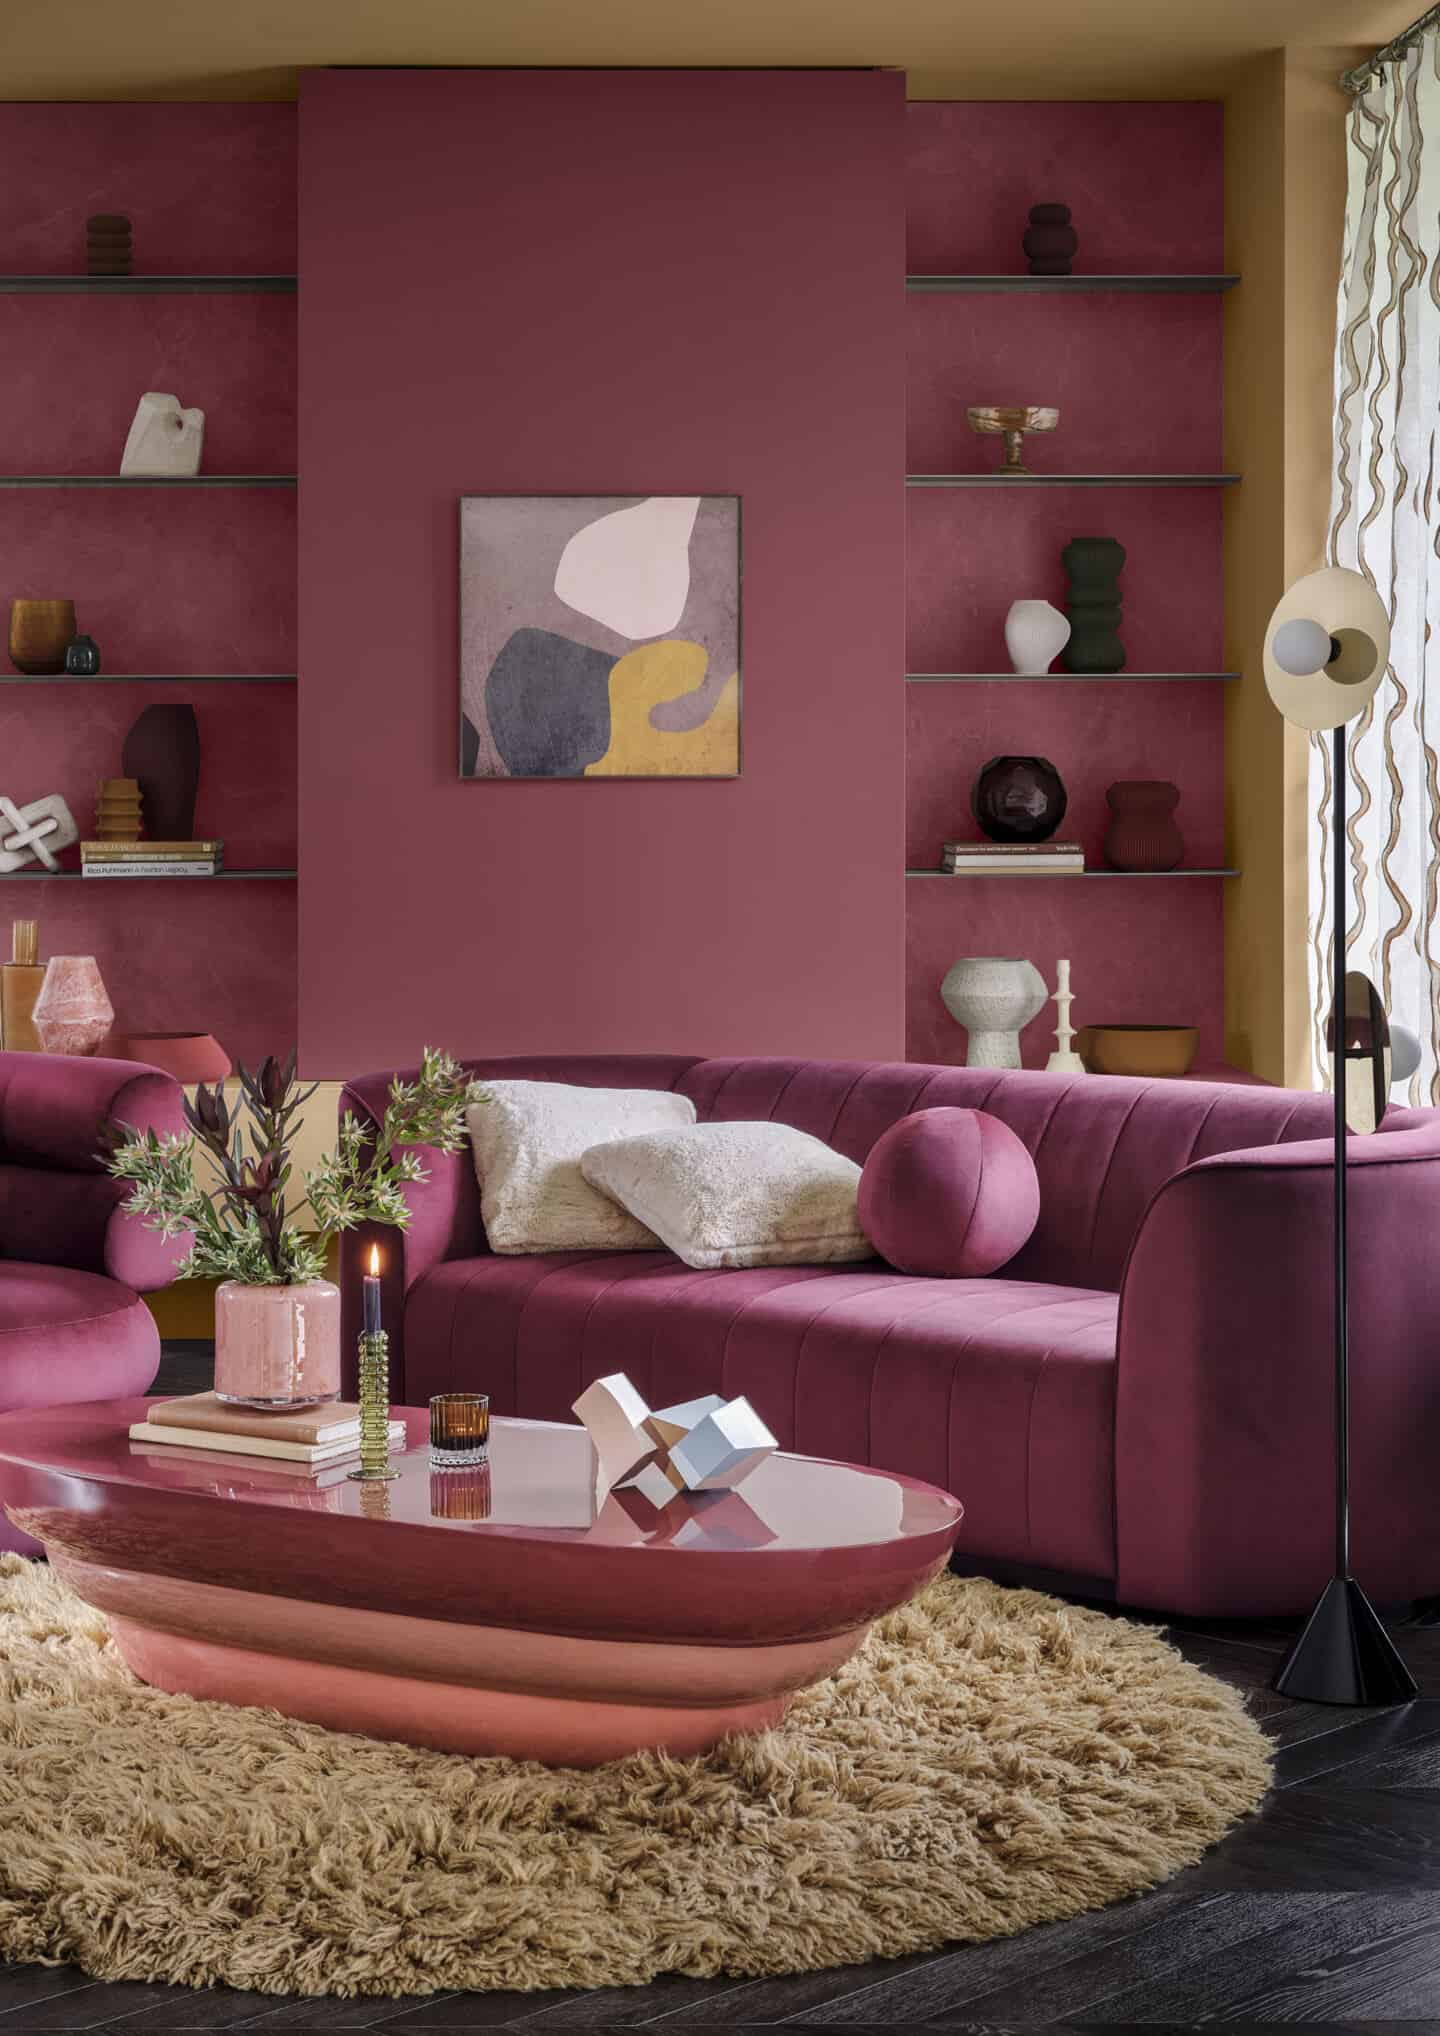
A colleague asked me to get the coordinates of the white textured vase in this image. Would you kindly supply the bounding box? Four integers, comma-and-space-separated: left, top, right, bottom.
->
941, 957, 1049, 1068
1004, 599, 1071, 676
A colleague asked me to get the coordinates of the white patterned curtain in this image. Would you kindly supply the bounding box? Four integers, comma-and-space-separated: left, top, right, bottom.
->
1311, 36, 1440, 1100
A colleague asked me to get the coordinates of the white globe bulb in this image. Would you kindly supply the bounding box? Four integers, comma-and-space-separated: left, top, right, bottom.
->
1390, 1022, 1423, 1085
1272, 617, 1335, 678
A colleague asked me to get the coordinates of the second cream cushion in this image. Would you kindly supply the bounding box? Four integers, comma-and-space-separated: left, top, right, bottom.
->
579, 1119, 875, 1270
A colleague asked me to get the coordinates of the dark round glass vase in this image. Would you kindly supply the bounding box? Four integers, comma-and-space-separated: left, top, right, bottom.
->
971, 755, 1069, 842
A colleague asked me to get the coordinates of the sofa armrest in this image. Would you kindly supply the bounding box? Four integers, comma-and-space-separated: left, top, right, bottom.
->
0, 1051, 189, 1291
336, 1079, 486, 1398
1114, 1122, 1440, 1616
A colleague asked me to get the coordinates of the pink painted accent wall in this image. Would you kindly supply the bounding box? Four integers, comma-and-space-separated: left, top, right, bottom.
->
904, 103, 1227, 1067
0, 108, 297, 1070
297, 71, 906, 1076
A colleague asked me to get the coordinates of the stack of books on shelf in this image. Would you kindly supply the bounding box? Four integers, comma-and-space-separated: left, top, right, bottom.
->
129, 1392, 405, 1473
942, 840, 1085, 874
82, 840, 224, 878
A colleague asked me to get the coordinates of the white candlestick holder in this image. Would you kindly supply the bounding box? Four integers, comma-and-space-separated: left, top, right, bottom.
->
1046, 958, 1087, 1074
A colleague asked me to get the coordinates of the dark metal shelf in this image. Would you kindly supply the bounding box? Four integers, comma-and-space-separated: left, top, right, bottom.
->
0, 275, 296, 294
907, 473, 1240, 489
906, 671, 1240, 684
0, 868, 298, 881
0, 684, 295, 692
0, 475, 296, 488
906, 868, 1239, 879
907, 274, 1240, 294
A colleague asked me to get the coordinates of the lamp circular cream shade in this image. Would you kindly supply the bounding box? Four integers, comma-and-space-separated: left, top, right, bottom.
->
1262, 565, 1391, 731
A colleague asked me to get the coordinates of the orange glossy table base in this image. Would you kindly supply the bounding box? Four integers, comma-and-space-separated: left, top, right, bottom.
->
59, 1556, 864, 1766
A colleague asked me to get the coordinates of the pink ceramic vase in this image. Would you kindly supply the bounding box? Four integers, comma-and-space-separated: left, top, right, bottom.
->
32, 954, 114, 1055
213, 1280, 343, 1408
1103, 781, 1184, 872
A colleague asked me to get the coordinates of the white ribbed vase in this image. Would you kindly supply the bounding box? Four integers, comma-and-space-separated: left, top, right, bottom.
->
941, 957, 1049, 1068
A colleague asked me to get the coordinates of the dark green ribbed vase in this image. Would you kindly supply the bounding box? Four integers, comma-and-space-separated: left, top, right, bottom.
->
1061, 536, 1126, 673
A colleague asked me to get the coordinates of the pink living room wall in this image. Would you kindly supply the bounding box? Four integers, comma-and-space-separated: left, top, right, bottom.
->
297, 69, 906, 1076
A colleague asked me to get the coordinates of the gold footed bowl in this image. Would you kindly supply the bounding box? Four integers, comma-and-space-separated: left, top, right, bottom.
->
967, 405, 1060, 475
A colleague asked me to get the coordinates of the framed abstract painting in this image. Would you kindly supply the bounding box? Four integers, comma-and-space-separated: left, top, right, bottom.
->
459, 494, 741, 779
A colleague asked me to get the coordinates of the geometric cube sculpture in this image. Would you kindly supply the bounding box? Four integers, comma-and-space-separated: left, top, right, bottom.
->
573, 1372, 777, 1510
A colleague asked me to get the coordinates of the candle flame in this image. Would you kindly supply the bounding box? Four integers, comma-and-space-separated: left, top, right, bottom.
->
368, 1243, 381, 1277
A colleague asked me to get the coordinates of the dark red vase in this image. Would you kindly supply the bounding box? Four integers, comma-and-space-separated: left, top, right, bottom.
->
1104, 780, 1183, 871
122, 704, 201, 839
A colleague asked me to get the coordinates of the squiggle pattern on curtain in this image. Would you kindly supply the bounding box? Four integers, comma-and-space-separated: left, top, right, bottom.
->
1312, 37, 1440, 1100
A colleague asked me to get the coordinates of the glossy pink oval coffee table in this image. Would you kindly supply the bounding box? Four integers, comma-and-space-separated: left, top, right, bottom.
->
0, 1398, 962, 1766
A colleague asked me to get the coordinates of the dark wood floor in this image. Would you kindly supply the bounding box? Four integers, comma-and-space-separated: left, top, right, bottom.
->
3, 1346, 1439, 2031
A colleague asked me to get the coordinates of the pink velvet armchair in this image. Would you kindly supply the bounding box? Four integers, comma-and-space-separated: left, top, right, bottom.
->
0, 1049, 188, 1553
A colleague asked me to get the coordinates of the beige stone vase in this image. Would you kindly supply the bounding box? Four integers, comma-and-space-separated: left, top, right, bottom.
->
213, 1280, 342, 1409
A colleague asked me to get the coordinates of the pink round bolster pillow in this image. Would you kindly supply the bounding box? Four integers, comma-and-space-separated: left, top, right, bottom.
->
857, 1106, 1040, 1277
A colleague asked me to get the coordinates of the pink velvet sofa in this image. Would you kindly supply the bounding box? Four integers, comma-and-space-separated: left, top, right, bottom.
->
339, 1054, 1440, 1618
0, 1050, 186, 1554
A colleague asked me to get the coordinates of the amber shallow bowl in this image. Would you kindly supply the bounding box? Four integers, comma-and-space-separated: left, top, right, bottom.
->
1084, 1025, 1199, 1078
966, 405, 1060, 436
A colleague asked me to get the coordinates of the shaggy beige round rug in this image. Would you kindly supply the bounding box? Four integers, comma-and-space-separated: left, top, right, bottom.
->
0, 1553, 1270, 2000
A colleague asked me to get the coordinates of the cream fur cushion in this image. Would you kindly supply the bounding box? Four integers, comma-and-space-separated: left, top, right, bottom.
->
579, 1120, 874, 1270
466, 1082, 696, 1254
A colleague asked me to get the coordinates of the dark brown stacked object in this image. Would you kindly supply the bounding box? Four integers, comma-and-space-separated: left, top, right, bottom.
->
86, 213, 133, 277
1022, 203, 1078, 276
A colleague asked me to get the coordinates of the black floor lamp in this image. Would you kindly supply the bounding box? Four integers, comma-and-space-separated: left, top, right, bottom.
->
1263, 567, 1418, 1708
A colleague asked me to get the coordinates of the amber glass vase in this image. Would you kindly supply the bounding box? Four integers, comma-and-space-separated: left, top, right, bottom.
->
9, 599, 76, 675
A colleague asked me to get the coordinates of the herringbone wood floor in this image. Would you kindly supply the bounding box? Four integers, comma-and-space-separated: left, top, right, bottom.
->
2, 1345, 1438, 2032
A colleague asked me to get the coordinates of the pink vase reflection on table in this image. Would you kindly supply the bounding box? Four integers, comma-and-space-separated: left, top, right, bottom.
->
213, 1280, 342, 1408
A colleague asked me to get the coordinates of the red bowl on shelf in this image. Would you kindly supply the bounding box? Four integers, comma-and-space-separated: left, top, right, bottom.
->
110, 1032, 232, 1083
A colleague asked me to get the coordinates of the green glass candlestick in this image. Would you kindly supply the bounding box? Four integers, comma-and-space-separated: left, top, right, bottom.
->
348, 1329, 398, 1482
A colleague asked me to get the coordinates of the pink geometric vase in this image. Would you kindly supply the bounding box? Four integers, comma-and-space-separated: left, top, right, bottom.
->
213, 1280, 343, 1409
32, 955, 114, 1055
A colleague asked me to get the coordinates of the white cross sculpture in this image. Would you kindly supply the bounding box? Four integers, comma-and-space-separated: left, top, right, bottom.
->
0, 794, 79, 874
574, 1372, 778, 1510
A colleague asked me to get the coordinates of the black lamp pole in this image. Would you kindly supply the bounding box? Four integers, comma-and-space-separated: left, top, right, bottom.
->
1272, 723, 1417, 1705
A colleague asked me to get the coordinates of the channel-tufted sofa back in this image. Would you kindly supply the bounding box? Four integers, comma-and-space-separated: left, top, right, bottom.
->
342, 1053, 1432, 1294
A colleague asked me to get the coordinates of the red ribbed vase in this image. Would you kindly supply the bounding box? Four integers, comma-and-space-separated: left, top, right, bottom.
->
1103, 780, 1184, 872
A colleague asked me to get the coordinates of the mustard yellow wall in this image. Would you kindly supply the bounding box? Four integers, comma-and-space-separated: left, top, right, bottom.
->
1223, 46, 1363, 1085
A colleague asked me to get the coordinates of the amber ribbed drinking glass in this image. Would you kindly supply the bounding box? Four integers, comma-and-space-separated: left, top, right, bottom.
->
429, 1392, 489, 1467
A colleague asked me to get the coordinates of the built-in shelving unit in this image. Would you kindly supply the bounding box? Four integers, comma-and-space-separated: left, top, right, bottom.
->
0, 475, 296, 488
0, 275, 297, 294
903, 102, 1235, 1069
907, 473, 1240, 488
0, 169, 300, 1061
906, 672, 1239, 684
906, 274, 1240, 294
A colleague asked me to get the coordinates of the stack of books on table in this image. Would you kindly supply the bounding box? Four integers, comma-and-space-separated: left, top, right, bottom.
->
82, 840, 224, 878
129, 1392, 405, 1473
942, 840, 1085, 875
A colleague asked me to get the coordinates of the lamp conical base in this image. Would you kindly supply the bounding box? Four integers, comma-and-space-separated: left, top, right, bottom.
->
1272, 1574, 1418, 1706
